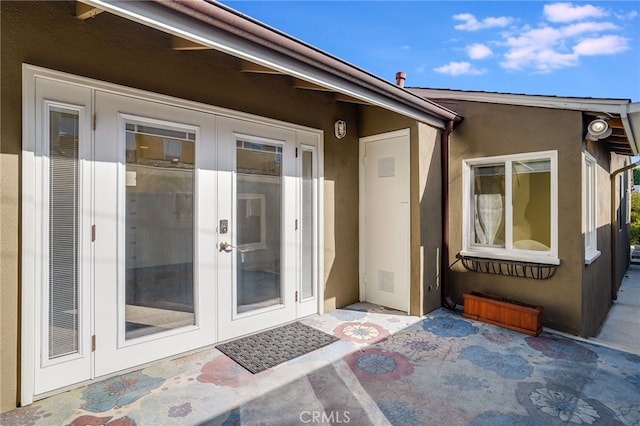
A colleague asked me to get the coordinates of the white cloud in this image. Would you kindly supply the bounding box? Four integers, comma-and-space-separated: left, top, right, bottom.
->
454, 13, 513, 31
447, 4, 633, 75
498, 20, 627, 72
434, 61, 486, 76
544, 3, 607, 23
573, 35, 631, 55
501, 47, 578, 72
561, 21, 619, 37
467, 43, 493, 59
621, 10, 638, 20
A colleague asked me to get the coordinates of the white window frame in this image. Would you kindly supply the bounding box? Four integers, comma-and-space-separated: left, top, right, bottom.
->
583, 152, 600, 264
461, 150, 559, 265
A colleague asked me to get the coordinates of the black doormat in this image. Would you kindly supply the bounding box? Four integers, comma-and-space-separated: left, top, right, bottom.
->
216, 322, 339, 374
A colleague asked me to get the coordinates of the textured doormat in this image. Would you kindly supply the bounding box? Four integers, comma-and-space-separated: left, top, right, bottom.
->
216, 322, 339, 373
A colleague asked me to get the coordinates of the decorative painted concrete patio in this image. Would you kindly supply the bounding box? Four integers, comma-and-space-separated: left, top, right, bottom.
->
3, 300, 639, 425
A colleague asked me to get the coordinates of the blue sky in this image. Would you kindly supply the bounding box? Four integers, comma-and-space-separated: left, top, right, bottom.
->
222, 1, 640, 101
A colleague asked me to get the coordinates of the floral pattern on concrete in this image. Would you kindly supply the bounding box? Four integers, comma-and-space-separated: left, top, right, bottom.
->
0, 405, 52, 426
347, 348, 413, 382
526, 336, 599, 363
2, 307, 638, 426
529, 387, 600, 424
385, 330, 462, 361
444, 373, 490, 391
482, 330, 517, 344
625, 374, 640, 392
516, 382, 621, 425
80, 371, 164, 412
378, 400, 423, 425
460, 345, 533, 379
470, 411, 548, 425
197, 354, 270, 387
421, 315, 479, 337
333, 321, 389, 343
70, 414, 137, 425
328, 309, 367, 321
168, 402, 192, 418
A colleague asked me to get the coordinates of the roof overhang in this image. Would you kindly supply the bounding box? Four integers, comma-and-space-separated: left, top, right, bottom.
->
410, 88, 639, 156
78, 0, 462, 129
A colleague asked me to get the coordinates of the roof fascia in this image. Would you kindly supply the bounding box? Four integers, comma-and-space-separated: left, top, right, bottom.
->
410, 88, 630, 114
80, 0, 451, 129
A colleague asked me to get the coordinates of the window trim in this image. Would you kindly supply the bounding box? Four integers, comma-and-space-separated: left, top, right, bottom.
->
461, 150, 559, 265
583, 152, 601, 265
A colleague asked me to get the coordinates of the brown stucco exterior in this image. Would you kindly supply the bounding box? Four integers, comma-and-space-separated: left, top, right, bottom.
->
442, 99, 630, 337
1, 1, 447, 410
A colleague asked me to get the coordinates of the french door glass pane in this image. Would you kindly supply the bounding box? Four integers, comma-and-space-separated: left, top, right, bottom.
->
125, 123, 195, 339
236, 139, 282, 313
512, 159, 551, 251
472, 165, 505, 247
48, 106, 80, 359
301, 149, 314, 299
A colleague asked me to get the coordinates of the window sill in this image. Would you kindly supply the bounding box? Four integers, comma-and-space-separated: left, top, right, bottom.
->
460, 250, 560, 266
585, 250, 601, 265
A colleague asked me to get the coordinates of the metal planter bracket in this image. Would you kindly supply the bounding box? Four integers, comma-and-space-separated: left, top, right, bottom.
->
457, 254, 559, 280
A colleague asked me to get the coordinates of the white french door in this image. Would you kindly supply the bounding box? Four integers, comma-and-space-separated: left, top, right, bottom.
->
24, 66, 322, 402
216, 117, 298, 341
93, 92, 216, 376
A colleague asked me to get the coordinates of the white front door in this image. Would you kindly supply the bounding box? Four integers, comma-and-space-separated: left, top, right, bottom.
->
93, 92, 217, 376
360, 129, 411, 312
216, 117, 298, 341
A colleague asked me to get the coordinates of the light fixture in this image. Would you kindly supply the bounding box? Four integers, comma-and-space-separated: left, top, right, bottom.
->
334, 120, 347, 139
586, 118, 612, 140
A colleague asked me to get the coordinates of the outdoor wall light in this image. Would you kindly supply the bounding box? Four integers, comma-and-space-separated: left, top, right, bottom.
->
334, 120, 347, 139
587, 118, 612, 140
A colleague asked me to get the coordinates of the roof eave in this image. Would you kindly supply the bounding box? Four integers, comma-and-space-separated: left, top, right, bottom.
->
79, 0, 462, 128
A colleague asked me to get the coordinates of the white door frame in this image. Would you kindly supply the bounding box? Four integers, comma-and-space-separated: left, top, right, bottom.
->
358, 129, 411, 312
21, 64, 324, 405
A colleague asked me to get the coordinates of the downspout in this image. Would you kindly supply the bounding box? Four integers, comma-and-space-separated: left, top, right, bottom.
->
442, 119, 457, 309
610, 160, 639, 300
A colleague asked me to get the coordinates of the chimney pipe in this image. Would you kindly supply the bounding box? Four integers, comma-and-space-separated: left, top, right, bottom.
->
395, 71, 406, 88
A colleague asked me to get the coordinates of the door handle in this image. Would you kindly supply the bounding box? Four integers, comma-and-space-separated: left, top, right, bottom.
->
219, 241, 234, 252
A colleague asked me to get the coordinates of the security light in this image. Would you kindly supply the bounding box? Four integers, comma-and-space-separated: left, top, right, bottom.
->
586, 118, 612, 140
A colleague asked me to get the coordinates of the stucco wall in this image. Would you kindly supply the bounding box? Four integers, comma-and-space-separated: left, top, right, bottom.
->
580, 144, 631, 337
1, 1, 362, 411
445, 101, 585, 335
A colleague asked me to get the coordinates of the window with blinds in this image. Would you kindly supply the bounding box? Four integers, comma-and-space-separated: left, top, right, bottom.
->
48, 106, 80, 359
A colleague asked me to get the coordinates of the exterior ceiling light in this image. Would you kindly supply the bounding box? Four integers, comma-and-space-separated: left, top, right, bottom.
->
587, 118, 612, 140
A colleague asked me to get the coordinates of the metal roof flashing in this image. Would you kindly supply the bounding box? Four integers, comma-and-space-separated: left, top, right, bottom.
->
78, 0, 462, 129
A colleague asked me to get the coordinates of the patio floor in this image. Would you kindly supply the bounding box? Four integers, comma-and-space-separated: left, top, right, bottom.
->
2, 302, 639, 425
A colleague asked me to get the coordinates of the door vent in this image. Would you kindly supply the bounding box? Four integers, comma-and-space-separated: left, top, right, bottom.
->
378, 270, 395, 293
378, 156, 395, 178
